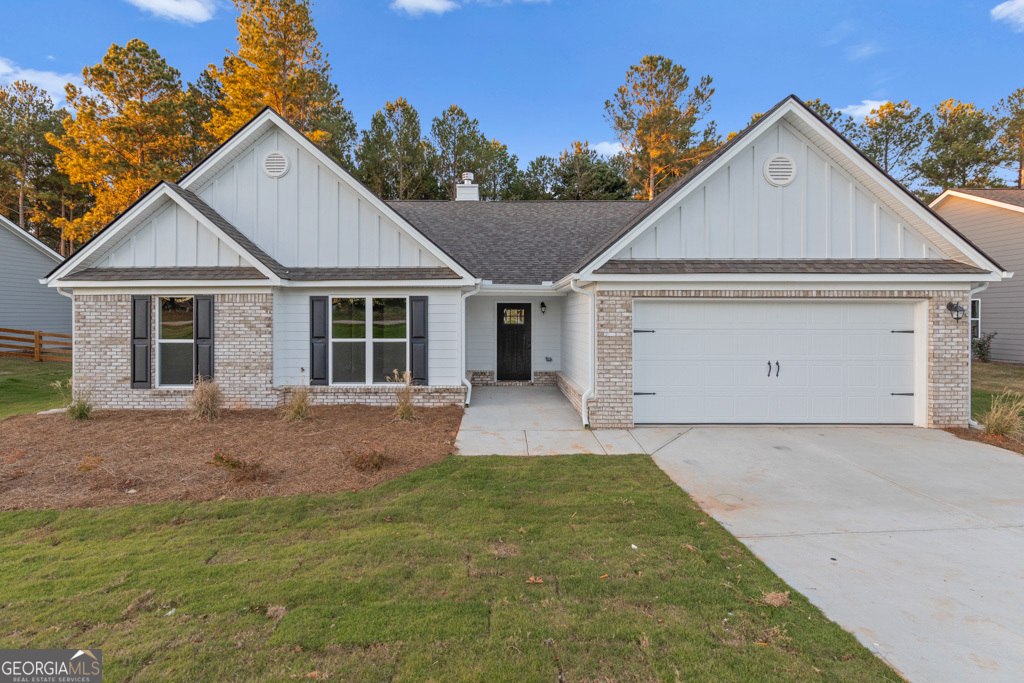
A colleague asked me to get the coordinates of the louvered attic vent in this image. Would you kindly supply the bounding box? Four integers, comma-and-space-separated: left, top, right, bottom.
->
263, 151, 290, 179
763, 154, 796, 187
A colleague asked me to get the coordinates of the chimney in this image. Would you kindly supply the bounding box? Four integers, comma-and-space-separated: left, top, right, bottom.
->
455, 171, 479, 201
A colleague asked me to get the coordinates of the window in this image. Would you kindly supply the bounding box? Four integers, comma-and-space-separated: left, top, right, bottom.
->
158, 296, 194, 386
970, 299, 982, 340
330, 297, 407, 383
502, 308, 526, 325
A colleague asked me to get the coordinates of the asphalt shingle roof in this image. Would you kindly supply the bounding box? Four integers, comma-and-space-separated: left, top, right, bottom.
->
954, 188, 1024, 210
596, 259, 990, 276
387, 200, 647, 284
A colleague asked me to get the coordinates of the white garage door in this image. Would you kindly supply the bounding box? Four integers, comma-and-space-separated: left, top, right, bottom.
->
633, 300, 916, 424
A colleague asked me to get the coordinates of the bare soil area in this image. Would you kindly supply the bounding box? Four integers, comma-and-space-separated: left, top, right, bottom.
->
946, 426, 1024, 457
0, 405, 463, 511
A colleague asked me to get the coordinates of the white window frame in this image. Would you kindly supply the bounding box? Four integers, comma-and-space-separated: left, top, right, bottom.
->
156, 295, 195, 389
329, 295, 409, 386
970, 299, 982, 340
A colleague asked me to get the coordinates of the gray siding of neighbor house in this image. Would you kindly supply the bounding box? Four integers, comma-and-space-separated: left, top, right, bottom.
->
0, 224, 72, 334
934, 196, 1024, 362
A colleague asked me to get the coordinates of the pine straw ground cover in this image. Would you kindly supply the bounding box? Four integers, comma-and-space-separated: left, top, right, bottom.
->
0, 405, 462, 511
0, 455, 897, 681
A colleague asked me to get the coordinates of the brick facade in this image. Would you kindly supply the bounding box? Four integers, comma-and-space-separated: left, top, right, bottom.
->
586, 289, 971, 430
73, 293, 466, 410
467, 370, 557, 387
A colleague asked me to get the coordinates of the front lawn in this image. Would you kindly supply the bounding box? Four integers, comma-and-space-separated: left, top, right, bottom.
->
0, 455, 896, 680
972, 360, 1024, 420
0, 355, 71, 420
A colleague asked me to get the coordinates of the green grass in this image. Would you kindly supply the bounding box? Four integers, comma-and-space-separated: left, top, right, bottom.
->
0, 356, 71, 420
0, 456, 895, 681
973, 361, 1024, 421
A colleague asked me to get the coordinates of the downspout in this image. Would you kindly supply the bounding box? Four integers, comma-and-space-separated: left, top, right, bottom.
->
570, 277, 596, 428
967, 281, 990, 428
460, 282, 481, 406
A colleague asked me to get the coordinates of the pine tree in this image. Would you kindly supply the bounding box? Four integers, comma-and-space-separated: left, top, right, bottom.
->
355, 98, 433, 200
804, 99, 856, 136
429, 105, 486, 199
604, 55, 718, 199
995, 88, 1024, 188
855, 100, 931, 187
46, 39, 190, 242
914, 99, 1002, 195
553, 141, 630, 200
207, 0, 355, 163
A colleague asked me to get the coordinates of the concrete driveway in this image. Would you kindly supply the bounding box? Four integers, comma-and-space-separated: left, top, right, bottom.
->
653, 426, 1024, 682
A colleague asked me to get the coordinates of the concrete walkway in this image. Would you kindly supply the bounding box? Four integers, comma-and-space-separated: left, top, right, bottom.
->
456, 386, 684, 456
653, 426, 1024, 682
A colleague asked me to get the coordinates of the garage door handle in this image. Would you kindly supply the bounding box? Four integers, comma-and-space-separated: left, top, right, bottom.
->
633, 329, 656, 333
891, 392, 914, 396
767, 360, 772, 377
634, 392, 656, 396
890, 330, 914, 334
775, 361, 780, 377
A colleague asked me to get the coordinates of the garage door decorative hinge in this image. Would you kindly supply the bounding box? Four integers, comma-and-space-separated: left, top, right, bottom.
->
890, 392, 914, 396
634, 392, 657, 396
890, 330, 914, 334
633, 329, 656, 333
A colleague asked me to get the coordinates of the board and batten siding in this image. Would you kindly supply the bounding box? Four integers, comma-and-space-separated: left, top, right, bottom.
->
191, 129, 443, 269
273, 288, 462, 387
0, 224, 71, 334
934, 196, 1024, 362
614, 119, 944, 261
465, 296, 562, 377
95, 199, 248, 268
560, 289, 591, 389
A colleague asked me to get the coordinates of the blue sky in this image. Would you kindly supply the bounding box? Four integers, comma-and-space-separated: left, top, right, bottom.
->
2, 0, 1023, 169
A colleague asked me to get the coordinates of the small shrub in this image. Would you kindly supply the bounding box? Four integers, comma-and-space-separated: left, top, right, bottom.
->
207, 448, 266, 481
52, 378, 93, 420
1, 449, 25, 480
190, 376, 221, 419
285, 386, 312, 420
352, 443, 387, 472
387, 369, 414, 421
76, 455, 106, 472
973, 331, 997, 363
981, 391, 1024, 437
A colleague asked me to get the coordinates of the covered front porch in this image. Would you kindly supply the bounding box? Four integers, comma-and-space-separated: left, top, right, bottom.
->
455, 386, 682, 456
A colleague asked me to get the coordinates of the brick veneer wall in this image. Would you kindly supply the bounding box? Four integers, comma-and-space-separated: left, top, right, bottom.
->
468, 370, 557, 386
588, 289, 971, 429
74, 293, 466, 411
555, 371, 585, 418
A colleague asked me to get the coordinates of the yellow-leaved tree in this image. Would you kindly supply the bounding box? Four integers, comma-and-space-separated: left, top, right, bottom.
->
47, 40, 194, 243
206, 0, 355, 163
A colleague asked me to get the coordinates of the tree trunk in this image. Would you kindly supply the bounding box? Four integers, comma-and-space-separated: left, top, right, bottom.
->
1018, 162, 1023, 190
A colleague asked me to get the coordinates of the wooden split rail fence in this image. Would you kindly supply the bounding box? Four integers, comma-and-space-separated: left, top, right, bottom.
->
0, 327, 72, 362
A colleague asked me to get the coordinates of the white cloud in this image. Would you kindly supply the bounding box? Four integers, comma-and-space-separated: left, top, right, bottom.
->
391, 0, 459, 15
846, 41, 882, 60
992, 0, 1024, 31
840, 99, 889, 120
124, 0, 217, 23
0, 57, 82, 105
594, 141, 623, 157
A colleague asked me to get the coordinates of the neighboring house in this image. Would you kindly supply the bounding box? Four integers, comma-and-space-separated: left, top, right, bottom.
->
0, 214, 72, 334
44, 96, 1007, 428
931, 189, 1024, 362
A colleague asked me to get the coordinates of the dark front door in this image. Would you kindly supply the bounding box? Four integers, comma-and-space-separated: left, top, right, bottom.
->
497, 303, 531, 381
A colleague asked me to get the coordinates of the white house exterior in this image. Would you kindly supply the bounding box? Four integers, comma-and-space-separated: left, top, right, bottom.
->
45, 97, 1007, 428
0, 215, 71, 334
931, 189, 1024, 362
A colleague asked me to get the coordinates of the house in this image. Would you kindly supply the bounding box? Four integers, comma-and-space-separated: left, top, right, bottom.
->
1, 214, 72, 334
931, 189, 1024, 362
44, 95, 1007, 428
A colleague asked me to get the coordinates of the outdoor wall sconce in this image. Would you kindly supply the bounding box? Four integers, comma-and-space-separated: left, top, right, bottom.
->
540, 301, 547, 314
946, 301, 966, 322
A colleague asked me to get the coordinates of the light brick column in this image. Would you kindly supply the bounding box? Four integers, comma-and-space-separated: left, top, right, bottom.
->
587, 289, 972, 430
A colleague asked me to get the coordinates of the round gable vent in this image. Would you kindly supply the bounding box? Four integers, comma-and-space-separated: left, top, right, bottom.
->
263, 151, 290, 179
763, 153, 797, 187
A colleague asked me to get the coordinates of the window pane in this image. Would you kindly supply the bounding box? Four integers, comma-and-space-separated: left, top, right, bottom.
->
160, 297, 194, 339
373, 298, 407, 338
332, 342, 366, 383
503, 308, 526, 325
159, 343, 194, 385
971, 300, 981, 317
373, 342, 407, 382
332, 298, 366, 339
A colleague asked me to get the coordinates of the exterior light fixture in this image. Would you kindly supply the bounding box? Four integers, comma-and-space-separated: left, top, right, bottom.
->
946, 301, 966, 322
540, 301, 547, 315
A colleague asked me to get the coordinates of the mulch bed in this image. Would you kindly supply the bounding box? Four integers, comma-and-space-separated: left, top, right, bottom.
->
0, 405, 463, 511
945, 427, 1024, 457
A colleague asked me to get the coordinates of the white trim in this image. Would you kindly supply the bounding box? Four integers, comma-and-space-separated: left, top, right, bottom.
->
55, 280, 273, 289
279, 279, 469, 288
155, 295, 196, 389
328, 295, 410, 386
178, 109, 475, 281
581, 98, 1004, 277
0, 214, 63, 263
585, 272, 1000, 284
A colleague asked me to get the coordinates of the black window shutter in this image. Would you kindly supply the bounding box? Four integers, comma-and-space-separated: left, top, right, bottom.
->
310, 296, 329, 385
130, 295, 151, 389
410, 296, 428, 386
194, 295, 214, 381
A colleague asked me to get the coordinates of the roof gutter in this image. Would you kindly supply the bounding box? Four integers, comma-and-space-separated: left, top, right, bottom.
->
569, 276, 595, 428
460, 281, 482, 406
